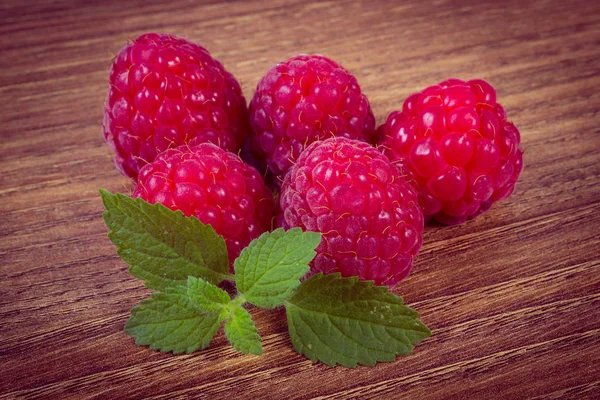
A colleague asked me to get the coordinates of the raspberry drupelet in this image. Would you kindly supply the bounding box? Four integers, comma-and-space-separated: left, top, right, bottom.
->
280, 137, 424, 286
249, 54, 377, 185
375, 79, 524, 225
133, 144, 274, 266
104, 33, 250, 179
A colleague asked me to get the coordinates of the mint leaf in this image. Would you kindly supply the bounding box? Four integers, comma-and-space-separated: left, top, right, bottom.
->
124, 287, 221, 354
187, 276, 230, 313
235, 228, 321, 309
285, 273, 431, 368
224, 306, 262, 355
100, 190, 233, 290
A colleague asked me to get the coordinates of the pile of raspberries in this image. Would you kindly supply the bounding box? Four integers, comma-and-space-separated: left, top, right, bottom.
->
104, 33, 523, 286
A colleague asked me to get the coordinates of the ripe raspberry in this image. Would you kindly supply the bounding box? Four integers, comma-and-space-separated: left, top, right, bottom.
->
249, 55, 376, 185
104, 33, 249, 179
133, 143, 274, 265
280, 137, 424, 286
375, 79, 524, 225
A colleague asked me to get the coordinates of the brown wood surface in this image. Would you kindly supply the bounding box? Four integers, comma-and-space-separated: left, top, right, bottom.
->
1, 0, 600, 398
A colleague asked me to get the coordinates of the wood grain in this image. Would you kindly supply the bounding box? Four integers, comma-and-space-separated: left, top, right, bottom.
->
1, 0, 599, 398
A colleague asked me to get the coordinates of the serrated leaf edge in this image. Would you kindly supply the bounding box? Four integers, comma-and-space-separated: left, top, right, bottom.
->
284, 273, 431, 368
235, 228, 321, 308
100, 189, 234, 288
224, 306, 263, 356
124, 287, 222, 354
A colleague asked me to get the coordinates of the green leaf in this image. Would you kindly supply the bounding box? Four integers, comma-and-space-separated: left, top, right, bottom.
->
284, 273, 431, 368
124, 287, 221, 354
224, 306, 262, 355
235, 228, 321, 309
100, 189, 233, 290
187, 276, 230, 313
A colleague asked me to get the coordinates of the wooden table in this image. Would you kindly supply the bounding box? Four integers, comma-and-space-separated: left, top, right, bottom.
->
2, 0, 599, 398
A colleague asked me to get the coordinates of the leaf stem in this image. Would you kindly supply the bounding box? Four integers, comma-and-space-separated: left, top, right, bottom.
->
220, 293, 246, 320
231, 294, 246, 308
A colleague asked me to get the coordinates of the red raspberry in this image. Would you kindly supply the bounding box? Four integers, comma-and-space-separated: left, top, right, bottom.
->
133, 144, 274, 265
280, 137, 424, 286
375, 79, 524, 225
104, 33, 249, 179
249, 55, 376, 185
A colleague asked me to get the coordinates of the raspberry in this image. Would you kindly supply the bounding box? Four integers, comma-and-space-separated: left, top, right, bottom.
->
249, 55, 376, 185
280, 137, 424, 286
103, 33, 249, 179
375, 79, 524, 225
133, 143, 274, 265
